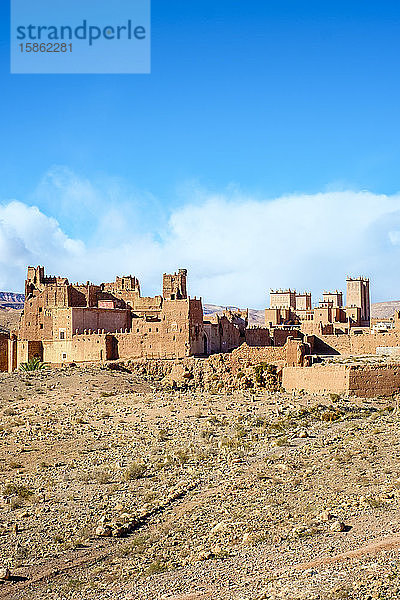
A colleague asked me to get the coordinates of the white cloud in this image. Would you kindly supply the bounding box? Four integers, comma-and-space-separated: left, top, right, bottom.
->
1, 173, 400, 307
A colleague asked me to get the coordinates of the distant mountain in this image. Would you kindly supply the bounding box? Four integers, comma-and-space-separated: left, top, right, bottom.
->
0, 292, 24, 310
205, 301, 400, 325
203, 304, 265, 325
371, 301, 400, 319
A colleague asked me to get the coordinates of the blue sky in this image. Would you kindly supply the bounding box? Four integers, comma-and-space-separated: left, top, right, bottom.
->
1, 1, 400, 305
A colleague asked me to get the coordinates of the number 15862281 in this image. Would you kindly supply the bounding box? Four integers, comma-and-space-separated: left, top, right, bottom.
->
19, 43, 73, 52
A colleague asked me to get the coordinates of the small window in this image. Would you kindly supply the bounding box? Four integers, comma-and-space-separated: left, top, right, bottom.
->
59, 330, 65, 340
38, 307, 42, 313
40, 324, 44, 329
62, 353, 67, 360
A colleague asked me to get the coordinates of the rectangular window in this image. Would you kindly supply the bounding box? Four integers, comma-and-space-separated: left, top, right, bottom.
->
59, 330, 65, 340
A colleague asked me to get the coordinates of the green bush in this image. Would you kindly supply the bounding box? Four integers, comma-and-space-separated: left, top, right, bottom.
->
20, 357, 47, 371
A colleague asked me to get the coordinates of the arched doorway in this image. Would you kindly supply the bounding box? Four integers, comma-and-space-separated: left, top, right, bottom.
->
203, 334, 209, 355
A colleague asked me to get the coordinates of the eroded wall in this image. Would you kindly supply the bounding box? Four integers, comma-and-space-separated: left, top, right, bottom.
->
282, 365, 350, 395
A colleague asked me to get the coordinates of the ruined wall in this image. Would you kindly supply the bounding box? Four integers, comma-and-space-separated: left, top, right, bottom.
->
132, 296, 163, 317
285, 339, 310, 367
8, 337, 17, 372
102, 276, 141, 307
19, 294, 53, 341
17, 340, 43, 367
350, 332, 400, 355
71, 308, 131, 336
163, 270, 187, 300
203, 316, 242, 355
67, 285, 90, 307
189, 299, 205, 355
273, 329, 302, 347
114, 323, 188, 360
245, 327, 271, 347
123, 342, 288, 393
42, 334, 111, 364
349, 365, 400, 398
229, 343, 286, 366
113, 299, 195, 360
312, 334, 352, 355
0, 333, 8, 372
282, 365, 350, 395
282, 363, 400, 398
265, 308, 292, 327
313, 332, 400, 356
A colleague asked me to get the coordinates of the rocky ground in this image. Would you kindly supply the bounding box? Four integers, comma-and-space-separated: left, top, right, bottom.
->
1, 364, 400, 599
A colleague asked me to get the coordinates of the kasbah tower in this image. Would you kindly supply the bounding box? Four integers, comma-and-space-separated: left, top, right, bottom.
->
346, 276, 371, 327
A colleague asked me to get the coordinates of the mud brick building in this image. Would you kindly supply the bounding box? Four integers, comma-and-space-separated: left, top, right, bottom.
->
11, 266, 268, 369
265, 276, 371, 335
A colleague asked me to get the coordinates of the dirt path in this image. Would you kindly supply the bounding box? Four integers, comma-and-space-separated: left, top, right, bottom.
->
4, 529, 400, 600
0, 484, 199, 600
294, 533, 400, 570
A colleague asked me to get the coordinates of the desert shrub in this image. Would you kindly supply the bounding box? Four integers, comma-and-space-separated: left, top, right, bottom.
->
174, 448, 190, 464
3, 483, 33, 499
78, 467, 112, 484
144, 559, 168, 576
92, 468, 112, 484
124, 461, 147, 481
3, 407, 16, 416
157, 428, 168, 441
253, 363, 279, 390
19, 358, 47, 371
